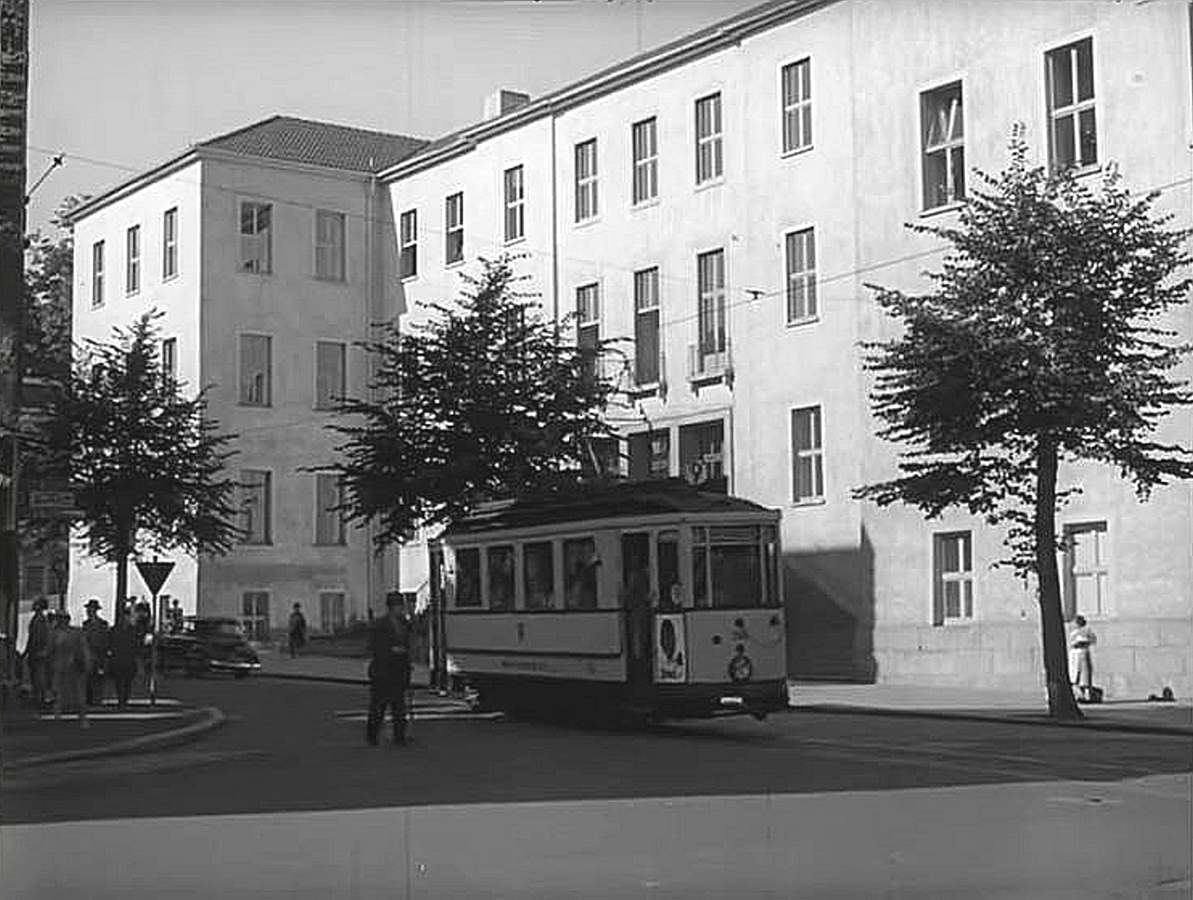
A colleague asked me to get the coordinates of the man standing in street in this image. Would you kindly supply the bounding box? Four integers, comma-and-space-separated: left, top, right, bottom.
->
288, 603, 307, 658
82, 598, 110, 706
107, 609, 139, 708
25, 597, 50, 708
366, 593, 412, 747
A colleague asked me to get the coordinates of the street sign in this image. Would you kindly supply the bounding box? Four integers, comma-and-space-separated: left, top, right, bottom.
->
30, 490, 75, 509
136, 560, 175, 597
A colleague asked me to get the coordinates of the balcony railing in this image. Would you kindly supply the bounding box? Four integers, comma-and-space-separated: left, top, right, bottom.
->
687, 336, 733, 386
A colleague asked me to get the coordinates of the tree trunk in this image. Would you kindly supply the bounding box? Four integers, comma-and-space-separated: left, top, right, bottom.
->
1035, 434, 1082, 721
113, 535, 131, 625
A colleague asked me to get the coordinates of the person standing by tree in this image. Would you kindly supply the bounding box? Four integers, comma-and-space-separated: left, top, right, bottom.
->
288, 603, 307, 658
81, 598, 110, 706
49, 611, 91, 727
366, 594, 412, 747
25, 597, 51, 708
106, 610, 138, 708
1068, 615, 1098, 703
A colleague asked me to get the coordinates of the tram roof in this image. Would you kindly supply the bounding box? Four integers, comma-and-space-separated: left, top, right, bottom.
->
443, 480, 777, 537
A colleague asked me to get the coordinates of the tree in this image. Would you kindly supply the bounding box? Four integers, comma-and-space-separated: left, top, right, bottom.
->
856, 135, 1193, 720
23, 195, 85, 380
40, 311, 241, 621
328, 255, 621, 547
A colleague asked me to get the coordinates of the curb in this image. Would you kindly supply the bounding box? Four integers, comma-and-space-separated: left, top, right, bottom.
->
2, 706, 227, 772
256, 671, 432, 689
792, 703, 1193, 737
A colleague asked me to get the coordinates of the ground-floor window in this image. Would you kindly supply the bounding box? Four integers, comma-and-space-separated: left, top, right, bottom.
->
932, 531, 973, 625
678, 419, 726, 493
1063, 521, 1108, 619
241, 590, 270, 641
319, 591, 346, 633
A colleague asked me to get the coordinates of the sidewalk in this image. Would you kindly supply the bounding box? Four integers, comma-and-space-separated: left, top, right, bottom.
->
1, 697, 225, 771
789, 681, 1193, 736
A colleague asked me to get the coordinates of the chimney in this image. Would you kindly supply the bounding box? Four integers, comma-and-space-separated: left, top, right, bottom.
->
483, 89, 531, 121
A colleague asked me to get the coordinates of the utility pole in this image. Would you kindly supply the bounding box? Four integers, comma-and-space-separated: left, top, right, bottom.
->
0, 0, 30, 687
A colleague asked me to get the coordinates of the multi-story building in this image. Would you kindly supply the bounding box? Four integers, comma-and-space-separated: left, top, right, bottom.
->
381, 0, 1193, 695
67, 116, 426, 637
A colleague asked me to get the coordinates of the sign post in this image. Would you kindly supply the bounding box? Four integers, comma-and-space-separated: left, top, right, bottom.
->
136, 559, 174, 706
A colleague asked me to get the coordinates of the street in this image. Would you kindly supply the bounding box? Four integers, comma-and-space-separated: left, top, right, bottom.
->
3, 677, 1191, 897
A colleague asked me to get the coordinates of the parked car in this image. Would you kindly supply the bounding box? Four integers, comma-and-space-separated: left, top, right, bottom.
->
157, 617, 261, 678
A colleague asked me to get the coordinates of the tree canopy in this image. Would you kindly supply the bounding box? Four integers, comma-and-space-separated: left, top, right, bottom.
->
40, 311, 241, 617
327, 256, 621, 546
856, 135, 1192, 717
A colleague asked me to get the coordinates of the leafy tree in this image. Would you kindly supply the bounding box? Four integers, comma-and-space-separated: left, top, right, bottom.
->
856, 136, 1193, 720
328, 255, 621, 547
39, 311, 241, 621
23, 195, 85, 380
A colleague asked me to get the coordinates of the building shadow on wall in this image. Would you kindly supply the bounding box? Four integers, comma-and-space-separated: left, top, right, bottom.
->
783, 525, 877, 683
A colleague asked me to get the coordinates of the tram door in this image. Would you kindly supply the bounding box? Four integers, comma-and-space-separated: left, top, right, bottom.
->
622, 533, 652, 690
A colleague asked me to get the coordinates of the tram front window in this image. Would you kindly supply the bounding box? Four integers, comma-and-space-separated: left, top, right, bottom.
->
692, 526, 778, 609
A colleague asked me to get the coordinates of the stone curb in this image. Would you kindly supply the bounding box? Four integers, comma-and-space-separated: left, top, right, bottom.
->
792, 703, 1193, 737
2, 706, 227, 772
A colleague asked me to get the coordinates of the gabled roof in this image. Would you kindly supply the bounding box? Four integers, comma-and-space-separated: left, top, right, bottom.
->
443, 479, 777, 537
198, 115, 428, 174
68, 115, 427, 223
382, 0, 836, 181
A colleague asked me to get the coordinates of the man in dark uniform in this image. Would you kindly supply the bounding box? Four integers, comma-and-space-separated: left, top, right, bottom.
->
26, 597, 51, 708
82, 599, 111, 706
366, 593, 412, 746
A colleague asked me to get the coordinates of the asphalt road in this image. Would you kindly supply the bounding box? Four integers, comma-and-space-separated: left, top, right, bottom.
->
4, 676, 1190, 825
4, 678, 1192, 899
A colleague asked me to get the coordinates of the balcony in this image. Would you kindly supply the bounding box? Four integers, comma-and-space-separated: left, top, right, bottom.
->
687, 337, 733, 388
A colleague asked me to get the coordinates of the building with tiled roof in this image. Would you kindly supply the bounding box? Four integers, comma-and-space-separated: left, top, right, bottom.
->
66, 116, 427, 634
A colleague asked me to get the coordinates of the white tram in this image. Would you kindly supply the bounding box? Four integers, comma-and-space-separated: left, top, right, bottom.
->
439, 481, 789, 722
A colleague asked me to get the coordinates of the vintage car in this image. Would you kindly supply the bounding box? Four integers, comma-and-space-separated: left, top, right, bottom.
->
157, 616, 262, 678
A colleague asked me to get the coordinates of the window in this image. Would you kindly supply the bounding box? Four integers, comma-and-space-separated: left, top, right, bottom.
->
679, 420, 725, 493
314, 340, 346, 410
695, 92, 723, 184
239, 334, 272, 406
455, 547, 481, 607
574, 139, 598, 222
1063, 521, 1108, 619
932, 532, 974, 624
634, 267, 660, 385
162, 207, 178, 279
503, 165, 525, 243
563, 537, 598, 609
632, 118, 658, 204
921, 81, 965, 209
628, 429, 670, 481
445, 193, 464, 265
781, 59, 812, 154
785, 228, 817, 324
1046, 37, 1097, 171
487, 545, 515, 611
314, 210, 346, 281
314, 473, 346, 546
239, 471, 272, 545
692, 525, 781, 609
523, 541, 555, 610
791, 405, 824, 503
399, 209, 418, 279
576, 283, 600, 384
161, 337, 177, 382
91, 240, 104, 308
319, 591, 346, 633
239, 201, 272, 274
241, 591, 270, 642
126, 225, 141, 295
696, 249, 726, 371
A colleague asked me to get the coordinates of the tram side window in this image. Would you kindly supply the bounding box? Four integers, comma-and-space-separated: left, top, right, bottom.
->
456, 548, 481, 607
563, 537, 599, 609
692, 526, 769, 609
658, 530, 680, 609
487, 545, 515, 611
524, 541, 555, 609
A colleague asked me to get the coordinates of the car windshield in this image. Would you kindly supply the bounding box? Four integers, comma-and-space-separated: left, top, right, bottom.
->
191, 621, 243, 638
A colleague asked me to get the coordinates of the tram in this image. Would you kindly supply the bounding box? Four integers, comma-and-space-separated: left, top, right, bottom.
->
439, 480, 789, 722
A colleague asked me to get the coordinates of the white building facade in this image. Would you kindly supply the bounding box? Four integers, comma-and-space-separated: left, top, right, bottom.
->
67, 117, 426, 638
382, 0, 1193, 696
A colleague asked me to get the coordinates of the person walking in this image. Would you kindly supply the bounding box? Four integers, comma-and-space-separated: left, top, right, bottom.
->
49, 611, 92, 728
107, 612, 139, 708
25, 597, 51, 709
288, 603, 308, 658
1068, 614, 1098, 702
366, 594, 412, 747
82, 599, 111, 706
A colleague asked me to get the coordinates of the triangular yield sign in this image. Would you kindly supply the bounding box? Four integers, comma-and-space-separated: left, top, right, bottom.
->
136, 560, 175, 596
